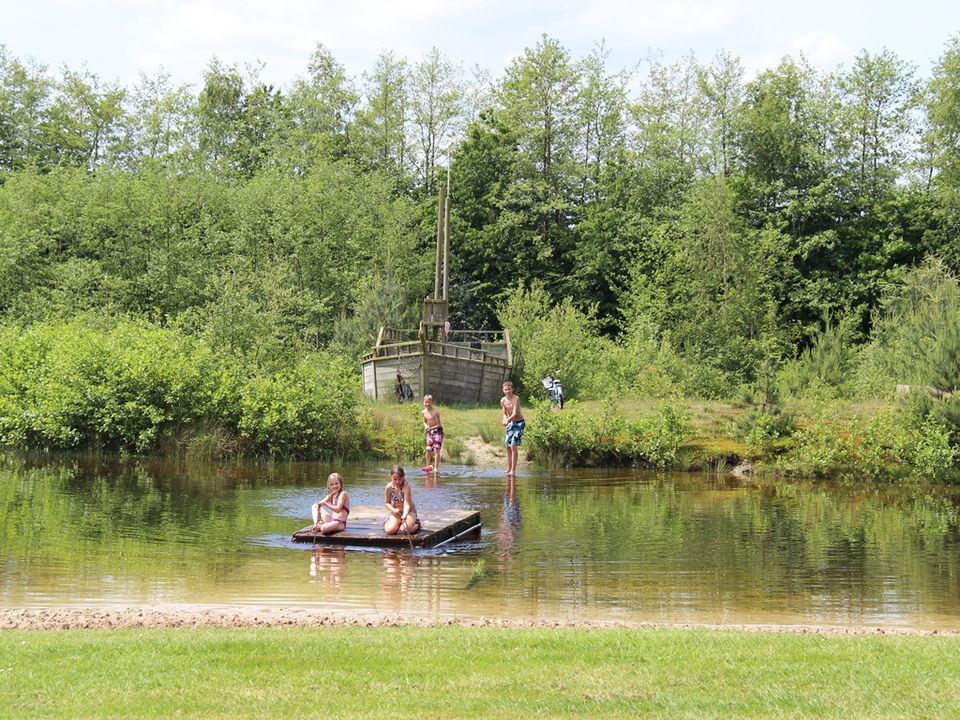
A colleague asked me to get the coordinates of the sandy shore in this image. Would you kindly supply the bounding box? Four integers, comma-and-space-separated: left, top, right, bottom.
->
1, 607, 956, 635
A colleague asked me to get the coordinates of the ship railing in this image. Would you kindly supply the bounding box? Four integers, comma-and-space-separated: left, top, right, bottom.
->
362, 338, 509, 366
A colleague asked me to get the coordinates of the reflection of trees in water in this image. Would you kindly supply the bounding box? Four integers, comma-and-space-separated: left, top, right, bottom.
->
309, 546, 346, 591
505, 478, 960, 616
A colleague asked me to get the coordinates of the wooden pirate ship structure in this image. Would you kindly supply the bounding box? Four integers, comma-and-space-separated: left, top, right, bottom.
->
360, 178, 512, 405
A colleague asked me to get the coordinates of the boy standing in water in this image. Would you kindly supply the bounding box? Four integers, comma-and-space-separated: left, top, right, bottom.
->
500, 380, 525, 475
422, 394, 443, 472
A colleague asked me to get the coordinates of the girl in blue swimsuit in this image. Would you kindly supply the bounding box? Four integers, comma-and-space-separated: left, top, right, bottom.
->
383, 465, 420, 535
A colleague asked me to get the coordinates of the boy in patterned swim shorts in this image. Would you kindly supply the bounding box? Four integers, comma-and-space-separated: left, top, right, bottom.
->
500, 380, 525, 475
422, 394, 443, 472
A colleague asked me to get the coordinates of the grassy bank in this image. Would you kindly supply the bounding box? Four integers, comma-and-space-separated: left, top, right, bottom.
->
369, 394, 959, 482
3, 625, 957, 718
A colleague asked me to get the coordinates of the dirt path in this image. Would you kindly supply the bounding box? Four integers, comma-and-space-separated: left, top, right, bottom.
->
459, 435, 529, 470
1, 607, 953, 635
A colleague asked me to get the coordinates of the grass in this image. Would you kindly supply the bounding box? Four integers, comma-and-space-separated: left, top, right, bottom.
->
3, 625, 958, 718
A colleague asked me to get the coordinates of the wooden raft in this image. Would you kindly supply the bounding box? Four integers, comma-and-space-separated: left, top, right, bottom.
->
291, 505, 481, 548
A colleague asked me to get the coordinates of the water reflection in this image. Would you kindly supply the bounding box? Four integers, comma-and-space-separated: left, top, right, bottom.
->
309, 547, 346, 591
381, 550, 419, 611
2, 454, 960, 629
497, 475, 521, 558
424, 470, 442, 490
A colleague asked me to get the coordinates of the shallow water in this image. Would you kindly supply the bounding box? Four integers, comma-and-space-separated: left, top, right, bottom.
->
2, 454, 959, 629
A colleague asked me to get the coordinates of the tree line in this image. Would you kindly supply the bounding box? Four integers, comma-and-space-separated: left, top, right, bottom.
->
2, 35, 960, 456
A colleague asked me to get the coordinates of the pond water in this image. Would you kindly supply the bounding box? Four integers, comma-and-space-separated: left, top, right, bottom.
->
2, 454, 960, 629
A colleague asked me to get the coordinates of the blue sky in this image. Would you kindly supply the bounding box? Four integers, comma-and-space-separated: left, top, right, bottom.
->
2, 0, 958, 89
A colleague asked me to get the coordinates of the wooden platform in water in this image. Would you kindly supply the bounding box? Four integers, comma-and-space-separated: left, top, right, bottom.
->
291, 506, 481, 548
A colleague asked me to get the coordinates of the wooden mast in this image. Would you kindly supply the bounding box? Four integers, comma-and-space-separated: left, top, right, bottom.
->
442, 164, 450, 301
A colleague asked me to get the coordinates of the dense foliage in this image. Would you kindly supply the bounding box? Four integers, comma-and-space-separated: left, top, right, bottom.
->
2, 36, 960, 468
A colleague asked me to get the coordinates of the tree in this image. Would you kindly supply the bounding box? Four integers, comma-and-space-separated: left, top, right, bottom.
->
285, 43, 357, 166
351, 51, 410, 180
45, 66, 126, 171
496, 35, 581, 289
697, 50, 745, 177
195, 57, 245, 174
118, 69, 195, 170
924, 35, 960, 268
629, 53, 708, 210
409, 47, 463, 196
0, 47, 53, 170
836, 49, 919, 206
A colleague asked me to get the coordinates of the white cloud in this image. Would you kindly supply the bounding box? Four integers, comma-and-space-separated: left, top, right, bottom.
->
791, 31, 854, 69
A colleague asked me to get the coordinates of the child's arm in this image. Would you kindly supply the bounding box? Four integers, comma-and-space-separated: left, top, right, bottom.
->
401, 487, 415, 520
384, 486, 400, 516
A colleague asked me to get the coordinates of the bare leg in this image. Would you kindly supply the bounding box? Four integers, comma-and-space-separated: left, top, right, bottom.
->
311, 502, 322, 526
317, 519, 345, 535
402, 511, 420, 534
384, 514, 402, 535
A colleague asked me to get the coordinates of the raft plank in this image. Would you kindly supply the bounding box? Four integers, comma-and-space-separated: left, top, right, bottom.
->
291, 506, 481, 548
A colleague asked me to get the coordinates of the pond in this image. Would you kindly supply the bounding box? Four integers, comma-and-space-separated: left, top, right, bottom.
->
2, 454, 959, 629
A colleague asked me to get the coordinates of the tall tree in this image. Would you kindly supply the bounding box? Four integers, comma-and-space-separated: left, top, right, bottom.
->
45, 66, 126, 171
286, 43, 357, 165
409, 47, 463, 196
496, 35, 581, 289
0, 47, 53, 170
195, 57, 245, 174
351, 51, 410, 180
697, 50, 745, 177
836, 49, 919, 205
925, 35, 960, 268
118, 69, 195, 170
629, 53, 708, 211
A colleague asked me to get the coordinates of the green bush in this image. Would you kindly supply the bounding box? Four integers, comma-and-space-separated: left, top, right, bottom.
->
525, 399, 689, 468
774, 403, 956, 481
0, 318, 221, 451
237, 353, 365, 457
496, 282, 606, 399
0, 318, 367, 457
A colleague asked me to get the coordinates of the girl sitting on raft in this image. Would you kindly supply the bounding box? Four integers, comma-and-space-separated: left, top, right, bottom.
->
383, 465, 420, 535
312, 472, 350, 535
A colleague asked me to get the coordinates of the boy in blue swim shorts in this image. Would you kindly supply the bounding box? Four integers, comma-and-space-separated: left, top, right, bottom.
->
500, 381, 525, 475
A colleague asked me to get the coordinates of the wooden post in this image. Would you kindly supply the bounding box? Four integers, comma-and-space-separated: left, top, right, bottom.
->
434, 189, 443, 299
419, 326, 428, 397
442, 193, 450, 301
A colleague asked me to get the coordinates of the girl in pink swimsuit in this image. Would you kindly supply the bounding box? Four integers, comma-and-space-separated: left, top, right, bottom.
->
383, 465, 420, 535
311, 472, 350, 535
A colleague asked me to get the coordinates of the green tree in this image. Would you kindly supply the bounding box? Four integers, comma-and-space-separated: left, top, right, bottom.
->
0, 47, 53, 170
285, 43, 357, 165
924, 36, 960, 269
351, 51, 410, 180
410, 47, 463, 196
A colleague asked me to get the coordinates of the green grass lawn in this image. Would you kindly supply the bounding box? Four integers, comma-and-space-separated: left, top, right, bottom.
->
3, 625, 957, 718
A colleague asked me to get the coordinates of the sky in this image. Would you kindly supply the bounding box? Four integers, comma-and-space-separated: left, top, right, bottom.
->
2, 0, 958, 90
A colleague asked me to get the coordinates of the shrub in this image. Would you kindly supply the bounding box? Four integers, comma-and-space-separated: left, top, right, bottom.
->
0, 318, 368, 458
0, 318, 221, 451
774, 403, 956, 481
237, 353, 364, 457
496, 282, 605, 399
525, 399, 689, 468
